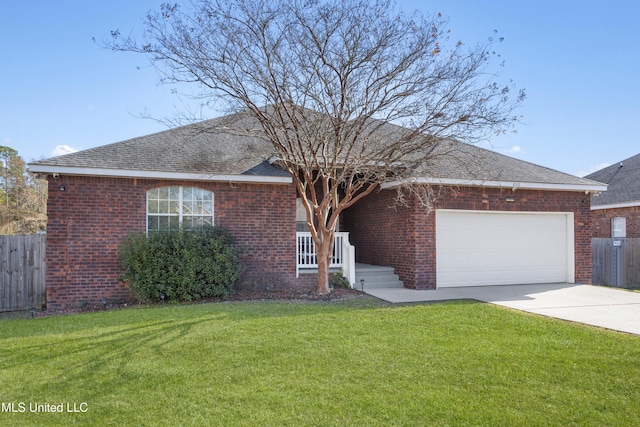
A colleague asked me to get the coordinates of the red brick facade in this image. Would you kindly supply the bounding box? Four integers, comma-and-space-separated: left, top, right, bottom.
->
591, 206, 640, 238
343, 186, 593, 288
45, 175, 301, 310
45, 175, 594, 308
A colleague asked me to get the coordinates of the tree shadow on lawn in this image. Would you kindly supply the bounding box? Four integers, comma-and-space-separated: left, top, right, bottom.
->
0, 295, 399, 395
0, 312, 236, 408
5, 298, 636, 426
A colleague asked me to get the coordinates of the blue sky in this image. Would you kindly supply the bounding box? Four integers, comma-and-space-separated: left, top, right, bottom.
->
2, 1, 638, 177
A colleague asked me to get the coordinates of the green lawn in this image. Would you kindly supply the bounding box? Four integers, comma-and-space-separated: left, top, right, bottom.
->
1, 297, 639, 426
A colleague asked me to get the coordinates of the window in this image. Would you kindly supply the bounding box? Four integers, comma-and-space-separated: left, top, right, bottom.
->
147, 186, 214, 232
296, 198, 309, 231
295, 197, 339, 232
612, 217, 626, 238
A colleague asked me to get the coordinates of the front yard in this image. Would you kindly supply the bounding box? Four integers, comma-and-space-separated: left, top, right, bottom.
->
1, 296, 639, 426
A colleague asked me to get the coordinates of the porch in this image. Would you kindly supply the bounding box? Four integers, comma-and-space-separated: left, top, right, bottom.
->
296, 232, 404, 290
296, 232, 356, 286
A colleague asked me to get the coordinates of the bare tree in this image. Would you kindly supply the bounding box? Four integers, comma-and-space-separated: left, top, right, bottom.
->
0, 147, 47, 234
108, 0, 524, 294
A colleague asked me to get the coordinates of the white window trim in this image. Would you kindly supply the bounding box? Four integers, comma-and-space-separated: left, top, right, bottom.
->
612, 217, 626, 238
146, 186, 214, 232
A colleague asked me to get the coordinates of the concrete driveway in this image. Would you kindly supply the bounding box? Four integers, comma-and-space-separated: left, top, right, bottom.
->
365, 283, 640, 335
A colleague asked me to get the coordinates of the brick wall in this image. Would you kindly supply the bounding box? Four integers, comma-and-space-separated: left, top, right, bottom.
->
342, 188, 429, 289
591, 206, 640, 238
45, 175, 299, 309
344, 186, 593, 288
45, 175, 594, 308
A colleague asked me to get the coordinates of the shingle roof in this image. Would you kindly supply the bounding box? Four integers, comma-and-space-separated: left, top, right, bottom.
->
370, 121, 603, 189
585, 153, 640, 207
422, 139, 602, 187
30, 112, 288, 178
29, 110, 604, 191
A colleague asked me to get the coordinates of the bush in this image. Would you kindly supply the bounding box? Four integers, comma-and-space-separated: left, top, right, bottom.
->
331, 269, 351, 289
119, 226, 243, 302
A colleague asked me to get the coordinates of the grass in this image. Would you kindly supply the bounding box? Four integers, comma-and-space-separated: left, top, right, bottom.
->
1, 297, 640, 426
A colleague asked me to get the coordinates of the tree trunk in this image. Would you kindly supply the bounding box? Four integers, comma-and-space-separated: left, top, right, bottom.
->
315, 231, 334, 294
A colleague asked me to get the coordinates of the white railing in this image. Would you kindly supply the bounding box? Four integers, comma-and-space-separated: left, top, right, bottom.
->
296, 231, 356, 288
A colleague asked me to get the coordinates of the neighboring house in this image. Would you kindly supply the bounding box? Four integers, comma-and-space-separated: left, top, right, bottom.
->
29, 111, 606, 310
585, 153, 640, 238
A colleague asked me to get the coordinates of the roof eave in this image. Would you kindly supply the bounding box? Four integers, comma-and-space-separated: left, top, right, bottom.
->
28, 165, 293, 185
380, 177, 608, 193
591, 200, 640, 211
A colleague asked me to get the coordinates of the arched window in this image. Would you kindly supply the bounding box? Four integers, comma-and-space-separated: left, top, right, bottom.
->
147, 186, 214, 232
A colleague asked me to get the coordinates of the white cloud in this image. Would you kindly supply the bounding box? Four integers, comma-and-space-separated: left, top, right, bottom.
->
478, 142, 525, 157
51, 145, 79, 157
575, 163, 611, 178
506, 145, 523, 155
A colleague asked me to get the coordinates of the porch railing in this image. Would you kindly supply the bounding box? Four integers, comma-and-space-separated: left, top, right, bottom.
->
296, 232, 356, 287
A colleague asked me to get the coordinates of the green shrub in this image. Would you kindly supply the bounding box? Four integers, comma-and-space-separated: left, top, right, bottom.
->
331, 269, 351, 289
119, 226, 243, 302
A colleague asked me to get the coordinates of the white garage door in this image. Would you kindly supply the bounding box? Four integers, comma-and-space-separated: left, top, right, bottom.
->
436, 210, 574, 288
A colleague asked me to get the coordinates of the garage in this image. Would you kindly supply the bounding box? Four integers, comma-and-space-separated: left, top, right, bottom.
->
436, 210, 575, 288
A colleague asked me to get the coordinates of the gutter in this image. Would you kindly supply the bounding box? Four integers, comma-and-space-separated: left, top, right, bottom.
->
27, 165, 293, 185
380, 177, 608, 194
591, 200, 640, 211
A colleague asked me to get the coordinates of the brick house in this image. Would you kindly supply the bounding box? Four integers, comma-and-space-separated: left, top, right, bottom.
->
29, 111, 606, 309
585, 153, 640, 238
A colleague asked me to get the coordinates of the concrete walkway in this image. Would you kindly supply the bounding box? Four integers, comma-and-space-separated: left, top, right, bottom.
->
364, 283, 640, 335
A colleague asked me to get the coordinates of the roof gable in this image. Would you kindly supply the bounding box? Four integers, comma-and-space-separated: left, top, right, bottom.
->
585, 152, 640, 208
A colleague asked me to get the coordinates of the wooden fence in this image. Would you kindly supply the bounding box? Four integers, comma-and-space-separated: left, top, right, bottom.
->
0, 235, 46, 312
592, 238, 640, 288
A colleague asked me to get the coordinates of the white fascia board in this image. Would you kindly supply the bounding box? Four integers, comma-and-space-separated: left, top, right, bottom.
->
28, 165, 293, 184
380, 177, 608, 193
591, 200, 640, 211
